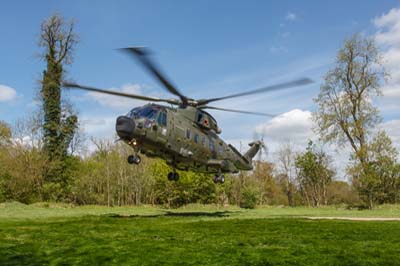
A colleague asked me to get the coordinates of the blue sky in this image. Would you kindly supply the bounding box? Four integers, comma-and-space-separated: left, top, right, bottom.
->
1, 1, 400, 177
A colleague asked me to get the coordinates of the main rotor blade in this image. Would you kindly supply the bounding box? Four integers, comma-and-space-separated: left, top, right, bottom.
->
62, 82, 180, 105
197, 78, 313, 106
201, 106, 276, 117
119, 47, 188, 105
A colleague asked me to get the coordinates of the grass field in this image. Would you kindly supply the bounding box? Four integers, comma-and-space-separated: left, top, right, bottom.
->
1, 203, 400, 265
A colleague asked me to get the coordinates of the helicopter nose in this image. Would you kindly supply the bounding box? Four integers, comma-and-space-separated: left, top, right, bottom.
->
116, 116, 135, 140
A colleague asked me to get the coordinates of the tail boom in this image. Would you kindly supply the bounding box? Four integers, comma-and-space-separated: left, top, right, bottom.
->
244, 140, 263, 162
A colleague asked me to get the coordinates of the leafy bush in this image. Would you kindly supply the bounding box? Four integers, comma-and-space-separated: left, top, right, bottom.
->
240, 187, 259, 209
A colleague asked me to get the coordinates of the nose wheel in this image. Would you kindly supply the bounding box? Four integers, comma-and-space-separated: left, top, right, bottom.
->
127, 154, 141, 165
213, 174, 225, 184
168, 172, 179, 181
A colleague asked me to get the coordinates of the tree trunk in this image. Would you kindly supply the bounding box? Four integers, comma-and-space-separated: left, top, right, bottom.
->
369, 191, 374, 210
287, 186, 294, 207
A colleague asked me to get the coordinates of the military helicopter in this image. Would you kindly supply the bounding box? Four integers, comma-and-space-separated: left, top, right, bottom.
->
63, 47, 312, 184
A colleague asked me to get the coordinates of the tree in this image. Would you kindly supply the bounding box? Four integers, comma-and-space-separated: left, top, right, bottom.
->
39, 14, 78, 199
295, 141, 334, 206
276, 140, 297, 206
0, 119, 46, 203
368, 131, 399, 204
312, 35, 387, 208
349, 131, 400, 207
40, 14, 78, 158
253, 161, 285, 205
0, 121, 12, 147
326, 180, 360, 205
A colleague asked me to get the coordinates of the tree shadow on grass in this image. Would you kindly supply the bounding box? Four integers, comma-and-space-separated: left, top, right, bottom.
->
105, 213, 162, 219
105, 210, 239, 219
164, 211, 235, 217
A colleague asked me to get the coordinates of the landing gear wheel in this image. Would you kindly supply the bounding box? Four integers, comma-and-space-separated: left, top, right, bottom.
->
127, 155, 141, 165
134, 155, 141, 164
213, 174, 225, 184
168, 172, 174, 181
168, 172, 179, 181
173, 172, 179, 181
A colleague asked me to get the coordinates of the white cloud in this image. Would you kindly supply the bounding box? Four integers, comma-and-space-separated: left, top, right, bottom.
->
253, 109, 316, 162
377, 119, 400, 151
252, 109, 338, 177
12, 135, 31, 146
285, 12, 297, 21
80, 116, 117, 138
0, 84, 17, 102
253, 109, 354, 180
382, 85, 400, 99
86, 83, 145, 110
381, 48, 400, 69
255, 109, 314, 143
374, 8, 400, 46
373, 8, 400, 101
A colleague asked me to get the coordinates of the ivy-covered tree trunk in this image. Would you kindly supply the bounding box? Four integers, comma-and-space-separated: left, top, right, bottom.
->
42, 54, 63, 159
39, 14, 78, 200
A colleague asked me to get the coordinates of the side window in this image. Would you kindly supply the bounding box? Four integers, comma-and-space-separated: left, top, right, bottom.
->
157, 112, 167, 127
209, 140, 215, 151
162, 112, 167, 126
219, 143, 224, 153
194, 133, 199, 143
186, 129, 191, 139
201, 136, 206, 146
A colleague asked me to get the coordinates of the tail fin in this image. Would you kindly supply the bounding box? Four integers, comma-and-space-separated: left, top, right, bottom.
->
244, 140, 263, 161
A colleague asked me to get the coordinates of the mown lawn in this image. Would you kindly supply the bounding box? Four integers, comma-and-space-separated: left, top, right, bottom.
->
1, 203, 400, 265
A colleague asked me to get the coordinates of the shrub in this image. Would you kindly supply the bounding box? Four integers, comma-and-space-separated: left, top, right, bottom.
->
240, 187, 259, 209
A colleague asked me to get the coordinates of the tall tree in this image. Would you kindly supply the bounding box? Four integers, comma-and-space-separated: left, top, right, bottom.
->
40, 14, 78, 159
39, 14, 78, 200
253, 160, 280, 205
276, 140, 297, 206
312, 35, 386, 208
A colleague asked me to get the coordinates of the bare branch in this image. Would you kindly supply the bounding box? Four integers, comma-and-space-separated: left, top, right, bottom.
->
39, 14, 77, 65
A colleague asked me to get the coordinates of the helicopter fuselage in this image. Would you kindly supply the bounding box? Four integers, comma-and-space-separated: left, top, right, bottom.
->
116, 103, 259, 174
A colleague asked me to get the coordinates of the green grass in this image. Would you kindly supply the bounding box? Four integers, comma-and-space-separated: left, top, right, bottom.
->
1, 203, 400, 265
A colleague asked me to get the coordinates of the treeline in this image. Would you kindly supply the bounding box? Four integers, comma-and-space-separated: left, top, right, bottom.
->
0, 127, 344, 207
0, 128, 357, 208
1, 120, 399, 208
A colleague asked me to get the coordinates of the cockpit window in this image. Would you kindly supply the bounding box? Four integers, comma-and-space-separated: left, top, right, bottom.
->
128, 106, 159, 120
127, 107, 140, 118
157, 111, 167, 126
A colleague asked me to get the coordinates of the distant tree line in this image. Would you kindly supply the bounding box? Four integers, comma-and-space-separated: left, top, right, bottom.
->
0, 127, 359, 208
0, 15, 399, 209
0, 118, 398, 208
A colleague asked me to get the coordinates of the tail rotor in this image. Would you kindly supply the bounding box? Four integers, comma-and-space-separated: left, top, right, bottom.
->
253, 131, 268, 161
